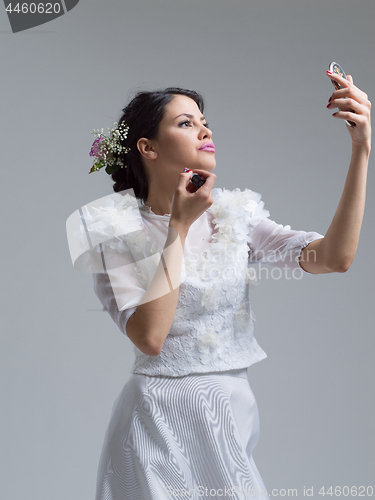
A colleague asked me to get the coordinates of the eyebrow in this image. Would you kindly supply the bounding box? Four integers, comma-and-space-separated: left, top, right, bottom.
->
174, 113, 206, 121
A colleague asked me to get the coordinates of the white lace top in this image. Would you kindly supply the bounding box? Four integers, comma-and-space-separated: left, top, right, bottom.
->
76, 187, 323, 377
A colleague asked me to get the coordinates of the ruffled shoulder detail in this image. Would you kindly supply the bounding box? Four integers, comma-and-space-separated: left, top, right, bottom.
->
78, 193, 165, 287
77, 192, 145, 254
77, 188, 268, 254
68, 187, 269, 274
207, 187, 270, 246
69, 192, 155, 273
210, 187, 269, 222
181, 187, 270, 290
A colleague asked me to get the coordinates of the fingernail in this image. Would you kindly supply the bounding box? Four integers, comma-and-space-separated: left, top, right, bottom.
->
332, 112, 337, 116
184, 168, 192, 173
328, 96, 332, 102
326, 103, 331, 108
326, 70, 333, 74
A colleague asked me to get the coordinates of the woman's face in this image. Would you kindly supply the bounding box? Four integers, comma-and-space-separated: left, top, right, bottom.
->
150, 94, 216, 173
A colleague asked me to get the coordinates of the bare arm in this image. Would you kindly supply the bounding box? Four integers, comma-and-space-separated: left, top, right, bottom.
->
126, 223, 188, 356
300, 72, 371, 274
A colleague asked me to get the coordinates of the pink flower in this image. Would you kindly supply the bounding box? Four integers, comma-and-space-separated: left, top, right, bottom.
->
89, 137, 103, 157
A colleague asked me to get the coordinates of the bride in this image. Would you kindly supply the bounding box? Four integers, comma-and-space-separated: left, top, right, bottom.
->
68, 73, 371, 499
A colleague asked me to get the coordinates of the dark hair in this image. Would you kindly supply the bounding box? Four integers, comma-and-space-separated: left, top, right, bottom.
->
111, 87, 205, 202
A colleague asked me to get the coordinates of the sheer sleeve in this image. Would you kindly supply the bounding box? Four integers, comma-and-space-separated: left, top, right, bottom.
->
66, 190, 160, 337
92, 245, 147, 337
248, 218, 324, 272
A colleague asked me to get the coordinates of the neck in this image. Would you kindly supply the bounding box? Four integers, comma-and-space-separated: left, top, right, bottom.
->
144, 170, 179, 216
144, 195, 172, 216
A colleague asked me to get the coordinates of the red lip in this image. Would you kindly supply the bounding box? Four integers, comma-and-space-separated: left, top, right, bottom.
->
199, 142, 215, 152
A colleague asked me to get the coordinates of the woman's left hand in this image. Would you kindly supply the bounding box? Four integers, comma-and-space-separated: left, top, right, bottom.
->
326, 70, 371, 151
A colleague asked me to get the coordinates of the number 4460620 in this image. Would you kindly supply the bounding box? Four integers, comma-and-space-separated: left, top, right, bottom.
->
5, 3, 61, 14
319, 485, 373, 497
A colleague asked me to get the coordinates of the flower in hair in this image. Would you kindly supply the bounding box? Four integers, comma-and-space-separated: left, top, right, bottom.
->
89, 122, 130, 174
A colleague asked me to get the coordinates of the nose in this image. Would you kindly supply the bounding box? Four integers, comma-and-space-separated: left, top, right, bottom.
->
199, 123, 212, 140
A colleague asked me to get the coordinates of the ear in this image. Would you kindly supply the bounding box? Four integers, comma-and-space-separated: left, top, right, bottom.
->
137, 138, 158, 160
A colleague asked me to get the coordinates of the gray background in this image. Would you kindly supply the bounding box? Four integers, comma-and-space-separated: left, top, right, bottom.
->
1, 1, 374, 499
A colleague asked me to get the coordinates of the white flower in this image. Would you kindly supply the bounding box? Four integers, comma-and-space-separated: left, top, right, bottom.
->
234, 302, 252, 329
196, 328, 217, 353
201, 284, 221, 311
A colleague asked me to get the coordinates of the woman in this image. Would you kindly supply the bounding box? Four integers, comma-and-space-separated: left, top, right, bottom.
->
72, 74, 370, 499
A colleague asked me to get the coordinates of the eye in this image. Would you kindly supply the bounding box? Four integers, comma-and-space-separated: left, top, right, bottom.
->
178, 120, 211, 130
179, 120, 193, 127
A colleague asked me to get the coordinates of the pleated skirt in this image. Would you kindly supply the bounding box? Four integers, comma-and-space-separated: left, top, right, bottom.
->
95, 367, 270, 500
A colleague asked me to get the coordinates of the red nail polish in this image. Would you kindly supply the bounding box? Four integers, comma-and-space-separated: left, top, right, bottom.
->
184, 168, 192, 173
327, 70, 333, 74
332, 112, 337, 116
326, 103, 331, 108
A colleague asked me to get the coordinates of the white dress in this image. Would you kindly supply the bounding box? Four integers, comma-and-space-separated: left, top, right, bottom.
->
70, 187, 323, 500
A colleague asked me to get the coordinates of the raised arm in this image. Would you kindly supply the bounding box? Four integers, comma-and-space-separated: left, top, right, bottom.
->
127, 169, 216, 355
300, 71, 371, 274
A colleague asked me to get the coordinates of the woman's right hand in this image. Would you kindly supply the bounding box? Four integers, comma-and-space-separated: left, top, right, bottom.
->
169, 169, 217, 233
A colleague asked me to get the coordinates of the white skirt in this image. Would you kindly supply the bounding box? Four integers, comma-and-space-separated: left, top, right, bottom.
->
95, 367, 270, 500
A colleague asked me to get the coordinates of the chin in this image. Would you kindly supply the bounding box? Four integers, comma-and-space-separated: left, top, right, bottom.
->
197, 166, 215, 174
201, 159, 217, 172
